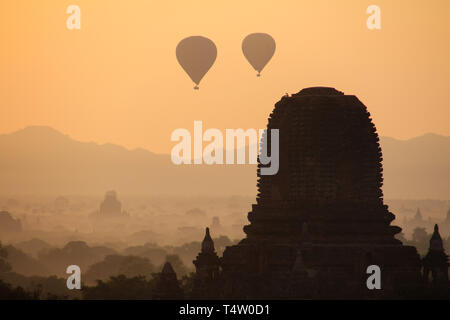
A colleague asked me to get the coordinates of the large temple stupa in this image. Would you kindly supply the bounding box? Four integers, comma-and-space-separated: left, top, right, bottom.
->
216, 87, 422, 298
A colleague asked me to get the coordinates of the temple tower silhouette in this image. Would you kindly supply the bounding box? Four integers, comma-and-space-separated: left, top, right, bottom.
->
192, 228, 221, 298
422, 224, 449, 285
153, 262, 183, 299
220, 87, 422, 298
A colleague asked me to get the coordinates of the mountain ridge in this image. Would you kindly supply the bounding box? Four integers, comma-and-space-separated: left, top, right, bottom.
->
3, 125, 449, 153
0, 126, 449, 199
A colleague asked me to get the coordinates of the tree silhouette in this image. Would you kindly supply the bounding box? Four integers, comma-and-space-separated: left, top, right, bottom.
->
0, 242, 11, 274
0, 280, 37, 300
83, 275, 155, 300
85, 255, 155, 283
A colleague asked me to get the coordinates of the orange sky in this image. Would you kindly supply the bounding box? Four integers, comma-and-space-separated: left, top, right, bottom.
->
0, 0, 449, 153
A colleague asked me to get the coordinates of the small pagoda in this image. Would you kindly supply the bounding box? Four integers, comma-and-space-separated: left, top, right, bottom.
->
192, 228, 221, 298
153, 262, 183, 299
422, 224, 449, 285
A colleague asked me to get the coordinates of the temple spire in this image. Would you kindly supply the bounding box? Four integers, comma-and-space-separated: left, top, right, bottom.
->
415, 208, 423, 221
153, 262, 183, 299
162, 262, 176, 275
202, 227, 215, 253
429, 224, 444, 251
422, 224, 449, 285
192, 227, 221, 298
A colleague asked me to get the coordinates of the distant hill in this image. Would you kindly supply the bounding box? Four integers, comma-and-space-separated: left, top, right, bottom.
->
0, 126, 449, 199
380, 134, 450, 199
0, 126, 255, 196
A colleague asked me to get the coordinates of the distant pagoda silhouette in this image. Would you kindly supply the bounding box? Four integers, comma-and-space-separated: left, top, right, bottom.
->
153, 262, 183, 299
218, 87, 423, 298
422, 224, 449, 285
91, 190, 128, 219
192, 228, 221, 298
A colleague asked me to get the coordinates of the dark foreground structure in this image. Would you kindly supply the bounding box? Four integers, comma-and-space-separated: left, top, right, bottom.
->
192, 87, 448, 299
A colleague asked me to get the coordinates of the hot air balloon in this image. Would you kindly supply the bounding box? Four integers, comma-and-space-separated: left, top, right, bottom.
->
242, 33, 276, 77
176, 36, 217, 90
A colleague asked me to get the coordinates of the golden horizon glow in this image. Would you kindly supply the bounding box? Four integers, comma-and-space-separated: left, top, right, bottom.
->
1, 0, 449, 153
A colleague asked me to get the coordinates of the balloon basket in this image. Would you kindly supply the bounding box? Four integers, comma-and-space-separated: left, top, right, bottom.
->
194, 85, 199, 90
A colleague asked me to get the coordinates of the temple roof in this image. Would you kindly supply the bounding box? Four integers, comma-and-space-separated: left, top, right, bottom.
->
162, 262, 176, 275
193, 227, 220, 269
201, 227, 215, 252
294, 87, 344, 96
429, 224, 444, 251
